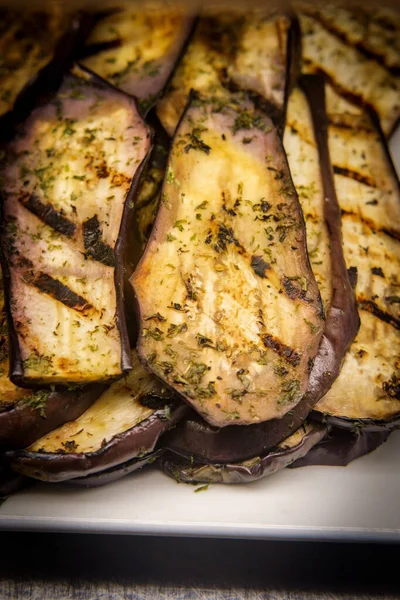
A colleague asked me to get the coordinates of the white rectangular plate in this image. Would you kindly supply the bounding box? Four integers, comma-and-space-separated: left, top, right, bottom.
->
0, 123, 399, 544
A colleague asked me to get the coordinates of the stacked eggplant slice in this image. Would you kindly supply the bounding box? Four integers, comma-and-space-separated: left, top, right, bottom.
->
0, 4, 399, 496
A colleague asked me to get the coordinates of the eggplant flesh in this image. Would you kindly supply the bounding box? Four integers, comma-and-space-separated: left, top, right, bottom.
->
68, 449, 162, 487
161, 422, 327, 484
290, 426, 391, 468
0, 65, 151, 386
299, 4, 400, 73
133, 95, 324, 427
9, 350, 187, 482
300, 13, 400, 137
162, 75, 357, 461
0, 8, 69, 118
80, 5, 195, 112
314, 102, 400, 423
157, 11, 299, 135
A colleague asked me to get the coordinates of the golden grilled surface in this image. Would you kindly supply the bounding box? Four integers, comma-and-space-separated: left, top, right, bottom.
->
133, 97, 324, 427
316, 107, 400, 420
0, 8, 68, 117
1, 68, 150, 384
28, 351, 170, 455
80, 4, 194, 109
284, 87, 332, 313
157, 10, 294, 136
300, 12, 400, 136
299, 4, 400, 73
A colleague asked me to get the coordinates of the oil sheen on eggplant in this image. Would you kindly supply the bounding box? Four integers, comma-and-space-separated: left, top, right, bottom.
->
162, 77, 358, 461
300, 11, 400, 136
80, 4, 194, 112
9, 350, 187, 482
161, 422, 327, 484
132, 96, 324, 427
314, 89, 400, 424
0, 8, 69, 118
157, 10, 299, 135
290, 426, 391, 468
0, 66, 151, 386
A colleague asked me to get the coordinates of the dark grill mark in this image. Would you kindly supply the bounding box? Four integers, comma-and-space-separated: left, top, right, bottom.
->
333, 165, 376, 188
341, 210, 400, 241
282, 277, 308, 301
251, 255, 271, 279
306, 11, 400, 75
262, 333, 301, 367
82, 215, 115, 267
214, 224, 243, 253
22, 194, 76, 238
347, 266, 358, 289
24, 271, 93, 315
80, 38, 123, 60
371, 267, 385, 277
358, 299, 400, 330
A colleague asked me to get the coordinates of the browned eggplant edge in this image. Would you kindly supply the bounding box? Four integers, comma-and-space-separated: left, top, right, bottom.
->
0, 384, 105, 451
311, 411, 400, 434
162, 74, 359, 464
78, 13, 197, 117
299, 74, 360, 404
8, 401, 188, 482
0, 11, 96, 143
289, 425, 391, 467
67, 449, 162, 487
160, 424, 328, 484
224, 11, 301, 136
0, 64, 154, 387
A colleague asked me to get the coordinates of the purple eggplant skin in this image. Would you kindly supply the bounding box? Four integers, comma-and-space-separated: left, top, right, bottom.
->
161, 424, 327, 484
0, 460, 30, 498
0, 384, 105, 451
67, 449, 162, 488
162, 75, 359, 464
8, 402, 188, 483
311, 412, 400, 435
289, 427, 391, 468
0, 64, 153, 388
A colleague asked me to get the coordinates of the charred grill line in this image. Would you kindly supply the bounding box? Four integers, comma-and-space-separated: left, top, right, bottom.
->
333, 165, 376, 188
303, 11, 400, 75
79, 39, 122, 60
262, 333, 300, 367
21, 194, 76, 238
24, 270, 93, 315
341, 210, 400, 242
82, 215, 116, 267
358, 299, 400, 330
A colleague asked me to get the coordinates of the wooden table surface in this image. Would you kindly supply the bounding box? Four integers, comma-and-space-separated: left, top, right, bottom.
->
1, 533, 399, 599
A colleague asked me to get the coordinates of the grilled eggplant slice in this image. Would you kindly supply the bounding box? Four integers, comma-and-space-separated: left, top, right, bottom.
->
157, 11, 300, 135
9, 351, 187, 482
300, 12, 400, 136
299, 4, 400, 74
68, 449, 162, 487
162, 76, 358, 459
0, 65, 151, 387
313, 97, 400, 426
133, 95, 324, 427
290, 426, 391, 468
0, 8, 72, 119
0, 272, 104, 450
79, 5, 195, 113
161, 422, 327, 484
